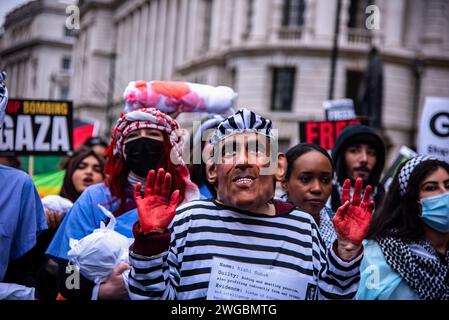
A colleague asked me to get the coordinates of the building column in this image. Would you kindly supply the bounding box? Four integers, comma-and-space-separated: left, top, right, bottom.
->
155, 0, 168, 79
114, 20, 123, 100
131, 8, 141, 80
23, 57, 30, 98
186, 0, 199, 59
232, 0, 247, 46
164, 0, 178, 78
123, 16, 133, 83
251, 0, 269, 43
209, 0, 222, 51
220, 0, 233, 47
146, 0, 158, 79
137, 3, 150, 81
176, 0, 189, 67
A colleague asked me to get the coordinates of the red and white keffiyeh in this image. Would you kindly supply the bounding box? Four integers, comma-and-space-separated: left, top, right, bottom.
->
111, 108, 186, 166
107, 107, 199, 202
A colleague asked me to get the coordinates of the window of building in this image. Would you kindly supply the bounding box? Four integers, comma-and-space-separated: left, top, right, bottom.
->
61, 57, 71, 71
202, 0, 213, 50
345, 70, 363, 106
347, 0, 374, 29
60, 85, 69, 100
270, 67, 296, 111
282, 0, 306, 27
64, 26, 76, 38
346, 69, 382, 127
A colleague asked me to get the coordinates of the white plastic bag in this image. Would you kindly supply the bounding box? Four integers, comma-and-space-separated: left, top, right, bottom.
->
0, 283, 35, 300
67, 205, 133, 287
41, 195, 73, 216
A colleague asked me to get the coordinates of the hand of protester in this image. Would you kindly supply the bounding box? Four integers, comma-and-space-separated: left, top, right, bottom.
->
134, 168, 180, 234
98, 263, 131, 300
45, 208, 63, 230
333, 178, 374, 257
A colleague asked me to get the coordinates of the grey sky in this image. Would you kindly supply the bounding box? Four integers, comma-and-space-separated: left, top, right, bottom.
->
0, 0, 33, 29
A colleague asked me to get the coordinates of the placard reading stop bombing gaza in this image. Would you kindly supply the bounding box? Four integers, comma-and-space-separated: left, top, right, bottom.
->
0, 99, 73, 156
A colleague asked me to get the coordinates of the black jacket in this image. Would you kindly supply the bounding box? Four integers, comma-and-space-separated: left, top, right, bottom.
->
331, 124, 386, 212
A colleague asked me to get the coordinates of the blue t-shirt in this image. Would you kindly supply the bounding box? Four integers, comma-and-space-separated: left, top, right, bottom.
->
46, 183, 136, 261
0, 165, 47, 281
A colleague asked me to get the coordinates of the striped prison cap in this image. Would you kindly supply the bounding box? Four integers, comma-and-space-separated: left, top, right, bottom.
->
209, 108, 273, 144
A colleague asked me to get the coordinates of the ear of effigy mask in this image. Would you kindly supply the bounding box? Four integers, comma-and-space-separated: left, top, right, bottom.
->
0, 71, 8, 129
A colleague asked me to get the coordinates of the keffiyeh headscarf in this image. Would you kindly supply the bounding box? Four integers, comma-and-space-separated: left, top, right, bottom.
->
106, 107, 199, 202
398, 155, 436, 196
110, 108, 186, 166
0, 71, 8, 129
209, 108, 273, 145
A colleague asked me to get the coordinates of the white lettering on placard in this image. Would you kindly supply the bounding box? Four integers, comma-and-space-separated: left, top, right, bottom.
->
51, 116, 70, 152
0, 115, 71, 153
15, 115, 33, 151
0, 115, 14, 150
34, 116, 50, 151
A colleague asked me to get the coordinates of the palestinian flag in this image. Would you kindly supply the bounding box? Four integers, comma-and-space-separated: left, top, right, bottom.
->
73, 119, 99, 149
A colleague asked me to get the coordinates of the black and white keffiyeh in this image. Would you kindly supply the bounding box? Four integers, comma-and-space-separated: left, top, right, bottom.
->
320, 206, 337, 249
378, 236, 449, 300
281, 194, 336, 249
0, 71, 8, 129
398, 155, 436, 196
209, 108, 273, 144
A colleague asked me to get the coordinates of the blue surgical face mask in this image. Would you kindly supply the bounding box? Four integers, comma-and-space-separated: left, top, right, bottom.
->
420, 192, 449, 233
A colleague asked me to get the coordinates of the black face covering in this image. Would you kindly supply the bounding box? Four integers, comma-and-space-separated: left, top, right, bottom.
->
124, 137, 164, 177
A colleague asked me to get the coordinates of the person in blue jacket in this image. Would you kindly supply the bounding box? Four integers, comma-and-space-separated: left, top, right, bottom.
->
357, 156, 449, 300
0, 71, 47, 300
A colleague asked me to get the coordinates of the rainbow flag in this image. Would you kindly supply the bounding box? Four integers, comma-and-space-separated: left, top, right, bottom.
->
33, 170, 65, 198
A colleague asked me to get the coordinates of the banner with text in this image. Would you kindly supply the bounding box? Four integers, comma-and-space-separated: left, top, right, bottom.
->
0, 99, 73, 156
417, 96, 449, 163
299, 119, 361, 150
323, 98, 356, 121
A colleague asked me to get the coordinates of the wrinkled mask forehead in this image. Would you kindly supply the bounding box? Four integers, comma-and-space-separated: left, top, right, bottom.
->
212, 132, 279, 176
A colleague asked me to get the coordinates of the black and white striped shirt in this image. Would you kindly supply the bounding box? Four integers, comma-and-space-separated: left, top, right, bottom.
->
128, 199, 362, 300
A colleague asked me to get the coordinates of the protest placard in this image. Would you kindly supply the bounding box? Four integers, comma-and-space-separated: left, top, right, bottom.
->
0, 99, 73, 156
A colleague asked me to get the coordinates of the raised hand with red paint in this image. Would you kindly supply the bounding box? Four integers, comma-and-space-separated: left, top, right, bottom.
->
134, 168, 180, 234
333, 178, 375, 259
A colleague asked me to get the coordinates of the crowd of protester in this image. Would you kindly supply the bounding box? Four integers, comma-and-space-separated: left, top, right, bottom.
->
1, 74, 448, 300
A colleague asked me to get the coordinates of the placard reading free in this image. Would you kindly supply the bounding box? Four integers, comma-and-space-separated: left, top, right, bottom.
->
0, 99, 73, 155
206, 257, 317, 300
